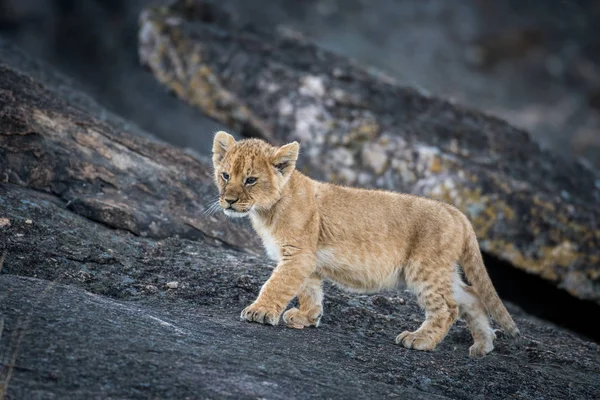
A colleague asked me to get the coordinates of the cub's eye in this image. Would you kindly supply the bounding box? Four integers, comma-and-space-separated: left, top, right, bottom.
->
221, 172, 230, 181
245, 177, 258, 185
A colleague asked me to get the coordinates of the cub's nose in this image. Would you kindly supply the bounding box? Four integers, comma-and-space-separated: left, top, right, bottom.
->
225, 197, 239, 206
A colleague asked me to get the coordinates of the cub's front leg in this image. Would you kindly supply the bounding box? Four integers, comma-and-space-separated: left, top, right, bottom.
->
241, 248, 316, 326
283, 273, 323, 329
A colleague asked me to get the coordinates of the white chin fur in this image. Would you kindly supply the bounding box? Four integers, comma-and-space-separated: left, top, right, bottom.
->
223, 209, 250, 218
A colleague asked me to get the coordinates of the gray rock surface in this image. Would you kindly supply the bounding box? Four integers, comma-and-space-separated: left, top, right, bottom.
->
226, 0, 600, 170
0, 46, 259, 249
0, 0, 226, 153
1, 185, 599, 399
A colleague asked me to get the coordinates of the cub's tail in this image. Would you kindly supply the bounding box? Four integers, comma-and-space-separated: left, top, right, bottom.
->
459, 216, 520, 338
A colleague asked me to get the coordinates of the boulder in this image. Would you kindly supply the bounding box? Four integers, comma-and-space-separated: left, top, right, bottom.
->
0, 42, 259, 250
138, 0, 600, 304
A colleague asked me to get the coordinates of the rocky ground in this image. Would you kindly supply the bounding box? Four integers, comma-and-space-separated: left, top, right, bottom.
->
2, 185, 599, 399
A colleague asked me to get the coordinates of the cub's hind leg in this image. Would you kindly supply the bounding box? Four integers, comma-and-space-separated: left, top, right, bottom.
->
396, 262, 459, 351
283, 274, 323, 329
454, 279, 495, 357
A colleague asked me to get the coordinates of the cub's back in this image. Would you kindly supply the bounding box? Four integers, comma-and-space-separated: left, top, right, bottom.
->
314, 182, 461, 239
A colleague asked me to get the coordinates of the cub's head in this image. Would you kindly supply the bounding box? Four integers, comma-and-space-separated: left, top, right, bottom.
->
211, 131, 299, 218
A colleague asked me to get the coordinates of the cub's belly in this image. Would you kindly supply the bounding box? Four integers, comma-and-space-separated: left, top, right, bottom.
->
315, 247, 403, 293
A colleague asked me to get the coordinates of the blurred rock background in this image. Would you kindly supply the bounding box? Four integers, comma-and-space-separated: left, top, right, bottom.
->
1, 0, 599, 171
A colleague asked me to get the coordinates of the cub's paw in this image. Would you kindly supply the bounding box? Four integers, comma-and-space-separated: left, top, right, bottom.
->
282, 307, 322, 329
240, 303, 280, 326
469, 340, 494, 358
395, 331, 437, 351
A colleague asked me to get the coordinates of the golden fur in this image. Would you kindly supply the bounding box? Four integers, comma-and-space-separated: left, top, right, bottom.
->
212, 131, 519, 357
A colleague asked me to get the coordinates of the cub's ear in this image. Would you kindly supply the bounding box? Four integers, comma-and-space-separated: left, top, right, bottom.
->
272, 141, 299, 176
212, 131, 236, 165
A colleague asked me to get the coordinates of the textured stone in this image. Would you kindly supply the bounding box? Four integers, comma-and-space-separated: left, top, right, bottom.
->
0, 50, 259, 251
138, 0, 599, 303
1, 184, 599, 400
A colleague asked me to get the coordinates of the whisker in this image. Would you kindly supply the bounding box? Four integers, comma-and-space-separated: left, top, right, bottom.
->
210, 203, 221, 215
203, 201, 222, 217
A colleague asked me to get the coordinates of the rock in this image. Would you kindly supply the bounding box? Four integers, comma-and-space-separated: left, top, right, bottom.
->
0, 0, 227, 154
1, 185, 599, 400
138, 0, 599, 304
0, 46, 260, 251
166, 281, 179, 289
361, 143, 388, 175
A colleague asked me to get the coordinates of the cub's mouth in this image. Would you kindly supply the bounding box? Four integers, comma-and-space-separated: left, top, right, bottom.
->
223, 208, 251, 218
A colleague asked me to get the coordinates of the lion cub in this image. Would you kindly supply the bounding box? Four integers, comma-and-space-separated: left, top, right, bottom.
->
212, 131, 519, 357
